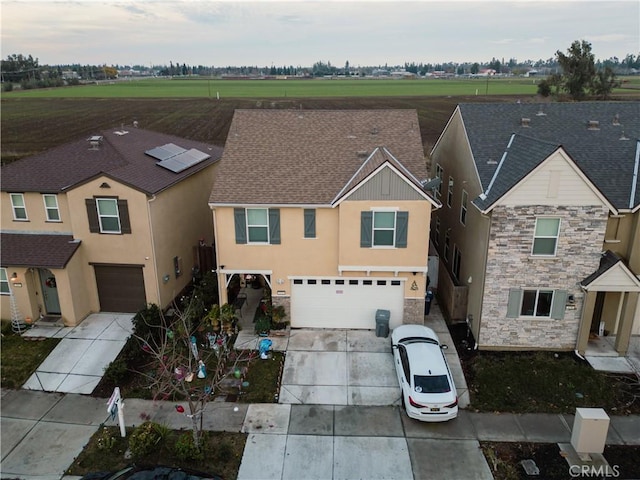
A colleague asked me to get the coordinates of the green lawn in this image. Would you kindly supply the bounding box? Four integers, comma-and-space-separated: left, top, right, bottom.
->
4, 77, 544, 98
0, 321, 61, 389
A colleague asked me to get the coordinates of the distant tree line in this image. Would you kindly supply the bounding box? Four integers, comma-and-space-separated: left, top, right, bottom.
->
2, 45, 639, 94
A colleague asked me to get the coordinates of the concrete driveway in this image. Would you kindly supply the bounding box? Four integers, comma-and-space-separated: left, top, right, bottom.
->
278, 329, 400, 406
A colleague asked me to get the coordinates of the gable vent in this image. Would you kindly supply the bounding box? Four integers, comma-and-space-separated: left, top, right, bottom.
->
587, 120, 600, 130
520, 117, 531, 127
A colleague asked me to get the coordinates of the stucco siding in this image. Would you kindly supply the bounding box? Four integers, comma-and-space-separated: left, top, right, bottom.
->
479, 205, 608, 349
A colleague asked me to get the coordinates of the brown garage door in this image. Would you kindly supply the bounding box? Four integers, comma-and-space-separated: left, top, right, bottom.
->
94, 265, 146, 313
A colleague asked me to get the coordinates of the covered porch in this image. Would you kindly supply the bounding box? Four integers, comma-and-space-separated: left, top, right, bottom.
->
576, 251, 640, 368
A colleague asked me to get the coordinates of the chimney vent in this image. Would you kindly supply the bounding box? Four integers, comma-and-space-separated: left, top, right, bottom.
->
587, 120, 600, 130
612, 114, 620, 126
520, 117, 531, 127
88, 135, 103, 150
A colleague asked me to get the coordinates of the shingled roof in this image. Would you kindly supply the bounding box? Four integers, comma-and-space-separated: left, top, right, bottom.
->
1, 127, 223, 195
455, 102, 640, 211
1, 233, 81, 269
208, 110, 428, 205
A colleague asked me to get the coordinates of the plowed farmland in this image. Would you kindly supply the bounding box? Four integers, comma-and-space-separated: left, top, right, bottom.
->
2, 95, 528, 164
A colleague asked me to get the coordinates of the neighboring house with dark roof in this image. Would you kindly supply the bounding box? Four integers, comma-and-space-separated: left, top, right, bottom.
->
209, 110, 439, 328
1, 125, 223, 326
430, 101, 640, 356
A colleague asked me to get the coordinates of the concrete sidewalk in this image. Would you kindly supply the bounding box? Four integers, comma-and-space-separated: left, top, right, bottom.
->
2, 389, 639, 480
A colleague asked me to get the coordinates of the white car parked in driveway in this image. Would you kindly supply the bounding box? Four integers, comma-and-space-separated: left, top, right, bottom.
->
391, 324, 458, 422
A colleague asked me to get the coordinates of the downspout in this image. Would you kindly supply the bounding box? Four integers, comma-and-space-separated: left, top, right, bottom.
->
475, 210, 492, 350
573, 284, 588, 361
211, 206, 224, 304
147, 195, 161, 306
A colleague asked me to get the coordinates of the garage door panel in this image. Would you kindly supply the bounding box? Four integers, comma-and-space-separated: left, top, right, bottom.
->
291, 279, 404, 329
94, 265, 146, 313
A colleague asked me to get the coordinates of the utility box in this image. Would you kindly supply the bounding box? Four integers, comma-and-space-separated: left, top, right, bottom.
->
571, 408, 610, 457
375, 309, 390, 338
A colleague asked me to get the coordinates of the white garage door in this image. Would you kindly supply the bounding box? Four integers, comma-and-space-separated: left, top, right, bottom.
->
291, 277, 404, 329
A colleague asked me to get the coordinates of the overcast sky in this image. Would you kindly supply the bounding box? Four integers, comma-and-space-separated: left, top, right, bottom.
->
2, 1, 638, 67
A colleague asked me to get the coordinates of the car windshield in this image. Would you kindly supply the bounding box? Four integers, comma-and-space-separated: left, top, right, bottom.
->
414, 374, 451, 393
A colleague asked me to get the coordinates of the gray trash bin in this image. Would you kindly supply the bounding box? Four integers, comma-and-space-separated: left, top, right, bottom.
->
375, 309, 390, 338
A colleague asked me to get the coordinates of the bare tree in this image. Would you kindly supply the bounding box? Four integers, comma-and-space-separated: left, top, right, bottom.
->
131, 299, 255, 448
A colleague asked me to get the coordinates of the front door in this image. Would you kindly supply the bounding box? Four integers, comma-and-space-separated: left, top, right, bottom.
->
38, 269, 61, 315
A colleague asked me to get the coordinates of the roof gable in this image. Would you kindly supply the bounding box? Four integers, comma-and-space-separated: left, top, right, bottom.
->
474, 136, 614, 213
458, 102, 640, 210
333, 147, 437, 206
208, 110, 428, 205
581, 251, 640, 292
1, 127, 223, 195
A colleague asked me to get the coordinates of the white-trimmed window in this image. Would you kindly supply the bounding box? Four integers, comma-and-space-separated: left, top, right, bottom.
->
453, 245, 462, 280
444, 231, 450, 263
96, 198, 121, 233
360, 210, 408, 248
521, 289, 554, 317
434, 217, 440, 246
10, 193, 27, 220
532, 217, 560, 256
460, 190, 468, 225
0, 268, 9, 295
507, 288, 567, 319
247, 208, 269, 243
373, 211, 396, 246
447, 177, 454, 207
434, 164, 444, 200
43, 194, 60, 222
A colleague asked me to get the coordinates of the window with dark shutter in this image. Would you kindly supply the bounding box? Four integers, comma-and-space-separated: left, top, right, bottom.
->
234, 208, 247, 244
86, 199, 100, 233
269, 208, 281, 244
360, 211, 373, 247
117, 199, 131, 234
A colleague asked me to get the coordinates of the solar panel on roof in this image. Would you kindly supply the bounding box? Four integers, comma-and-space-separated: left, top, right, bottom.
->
157, 149, 211, 173
145, 143, 186, 161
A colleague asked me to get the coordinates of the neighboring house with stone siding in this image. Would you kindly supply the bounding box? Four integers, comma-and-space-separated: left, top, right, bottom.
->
430, 102, 640, 355
1, 126, 222, 326
209, 110, 439, 329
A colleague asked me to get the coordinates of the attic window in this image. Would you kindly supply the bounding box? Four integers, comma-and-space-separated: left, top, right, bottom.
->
587, 120, 600, 130
520, 118, 531, 127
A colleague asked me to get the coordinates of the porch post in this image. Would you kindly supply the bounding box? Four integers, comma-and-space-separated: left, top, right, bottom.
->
577, 291, 597, 356
614, 292, 638, 356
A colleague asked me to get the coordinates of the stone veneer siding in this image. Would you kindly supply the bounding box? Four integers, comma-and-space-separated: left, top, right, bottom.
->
479, 205, 608, 350
403, 298, 424, 325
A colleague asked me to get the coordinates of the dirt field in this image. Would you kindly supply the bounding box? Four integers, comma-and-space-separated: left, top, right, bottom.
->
1, 95, 527, 164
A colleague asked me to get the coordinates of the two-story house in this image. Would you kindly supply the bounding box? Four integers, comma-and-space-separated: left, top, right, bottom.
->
430, 101, 640, 356
209, 110, 439, 329
1, 125, 222, 326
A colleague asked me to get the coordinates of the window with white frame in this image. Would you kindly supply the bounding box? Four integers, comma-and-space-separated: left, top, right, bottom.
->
247, 208, 269, 243
373, 211, 396, 246
435, 164, 444, 200
10, 193, 27, 220
444, 231, 450, 263
447, 177, 454, 207
532, 218, 560, 255
460, 190, 468, 225
96, 198, 121, 233
452, 245, 461, 280
434, 217, 440, 245
520, 289, 554, 317
0, 268, 9, 295
43, 194, 60, 222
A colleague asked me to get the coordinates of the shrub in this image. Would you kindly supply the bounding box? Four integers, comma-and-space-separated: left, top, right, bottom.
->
174, 432, 205, 461
128, 421, 165, 459
103, 357, 128, 384
95, 426, 117, 452
3, 82, 13, 92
